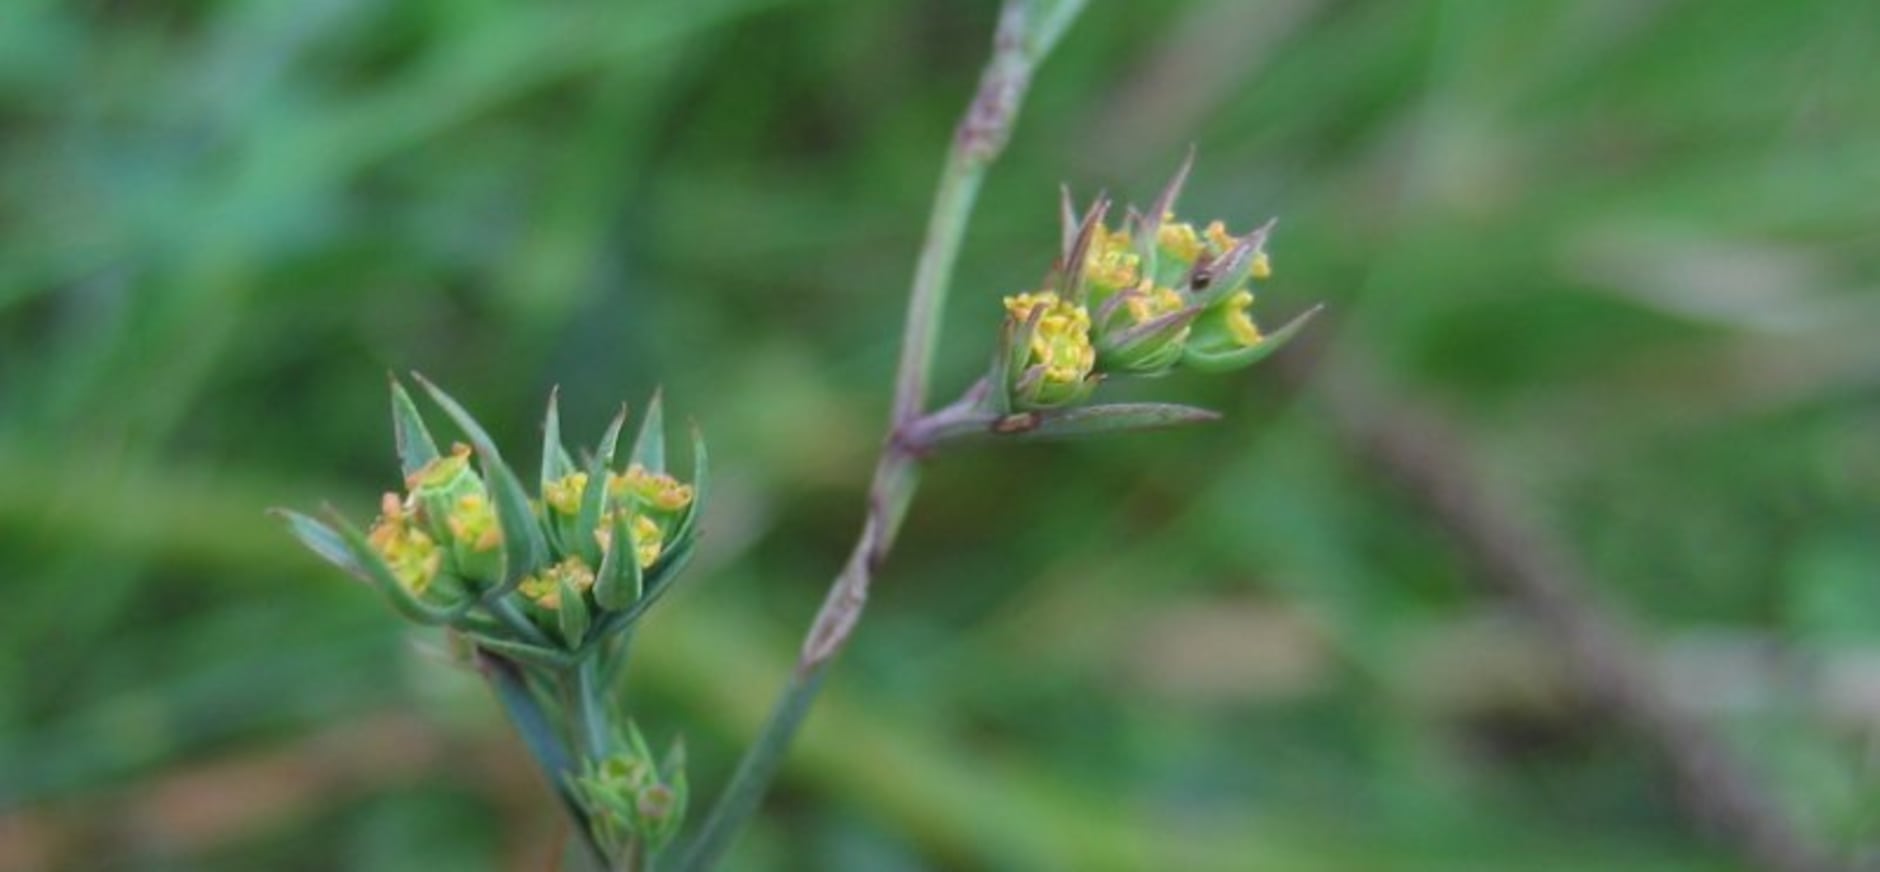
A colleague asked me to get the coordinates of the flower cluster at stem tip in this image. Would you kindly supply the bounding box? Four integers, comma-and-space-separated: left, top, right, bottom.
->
367, 447, 694, 620
995, 159, 1305, 412
280, 378, 708, 659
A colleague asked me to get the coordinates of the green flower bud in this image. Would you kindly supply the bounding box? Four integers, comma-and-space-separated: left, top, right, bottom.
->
575, 727, 689, 858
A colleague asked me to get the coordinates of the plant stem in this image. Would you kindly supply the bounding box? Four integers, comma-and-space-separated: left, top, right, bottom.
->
480, 652, 608, 867
572, 657, 611, 763
675, 2, 1085, 868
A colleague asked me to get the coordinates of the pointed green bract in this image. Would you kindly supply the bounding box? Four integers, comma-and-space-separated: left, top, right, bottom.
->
987, 316, 1017, 416
593, 509, 645, 612
1014, 402, 1220, 440
274, 509, 363, 579
390, 378, 442, 480
1182, 304, 1321, 373
1097, 305, 1202, 373
576, 406, 630, 567
539, 389, 574, 557
413, 374, 549, 595
580, 536, 697, 654
631, 389, 666, 474
323, 506, 468, 625
542, 387, 576, 488
558, 574, 592, 645
668, 425, 709, 549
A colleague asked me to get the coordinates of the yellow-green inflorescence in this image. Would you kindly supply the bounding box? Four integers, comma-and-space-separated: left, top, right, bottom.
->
995, 161, 1294, 411
360, 435, 697, 631
1002, 291, 1099, 409
533, 464, 694, 613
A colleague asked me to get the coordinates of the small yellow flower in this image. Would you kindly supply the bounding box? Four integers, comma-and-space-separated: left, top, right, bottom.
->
1157, 220, 1203, 264
593, 511, 666, 569
1004, 291, 1096, 389
1123, 283, 1185, 326
1221, 290, 1263, 347
367, 492, 442, 594
1083, 224, 1139, 294
446, 492, 502, 552
544, 471, 589, 516
519, 556, 596, 610
1204, 220, 1235, 254
608, 465, 694, 514
1250, 251, 1272, 281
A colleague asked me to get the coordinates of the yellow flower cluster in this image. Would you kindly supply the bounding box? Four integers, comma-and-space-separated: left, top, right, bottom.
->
610, 464, 695, 514
1220, 291, 1262, 346
366, 493, 441, 594
1085, 224, 1141, 294
1004, 291, 1097, 389
518, 556, 596, 611
541, 466, 689, 576
594, 512, 666, 572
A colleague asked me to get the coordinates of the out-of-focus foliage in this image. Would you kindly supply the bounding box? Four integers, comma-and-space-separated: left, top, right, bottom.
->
2, 0, 1876, 869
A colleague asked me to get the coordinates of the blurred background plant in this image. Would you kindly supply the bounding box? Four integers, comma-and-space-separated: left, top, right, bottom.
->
1, 0, 1877, 870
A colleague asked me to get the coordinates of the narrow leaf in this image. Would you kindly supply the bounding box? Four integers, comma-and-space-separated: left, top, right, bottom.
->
575, 405, 629, 566
1057, 194, 1110, 304
668, 424, 710, 548
412, 374, 550, 595
631, 388, 666, 474
1102, 304, 1202, 353
1186, 218, 1275, 307
1133, 147, 1194, 271
273, 509, 363, 579
592, 508, 645, 612
1183, 304, 1321, 373
1058, 184, 1078, 256
557, 575, 591, 647
390, 377, 442, 480
541, 387, 575, 488
1011, 403, 1221, 440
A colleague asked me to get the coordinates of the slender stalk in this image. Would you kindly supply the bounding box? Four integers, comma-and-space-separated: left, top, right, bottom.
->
572, 657, 611, 762
480, 652, 608, 868
675, 2, 1085, 868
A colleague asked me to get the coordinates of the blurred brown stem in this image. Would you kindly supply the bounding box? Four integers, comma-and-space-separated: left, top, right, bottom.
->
1292, 343, 1843, 872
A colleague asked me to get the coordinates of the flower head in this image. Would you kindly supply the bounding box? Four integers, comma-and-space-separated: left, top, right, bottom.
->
518, 555, 596, 611
367, 492, 441, 595
1001, 291, 1098, 409
609, 464, 695, 516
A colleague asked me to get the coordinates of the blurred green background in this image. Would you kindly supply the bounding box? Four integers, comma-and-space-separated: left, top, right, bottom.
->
3, 0, 1877, 869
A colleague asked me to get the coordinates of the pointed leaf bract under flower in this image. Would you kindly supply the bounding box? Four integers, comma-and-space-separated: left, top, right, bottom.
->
390, 378, 442, 480
275, 509, 364, 580
1183, 304, 1322, 373
631, 390, 666, 475
1011, 402, 1220, 440
593, 508, 645, 612
576, 405, 629, 566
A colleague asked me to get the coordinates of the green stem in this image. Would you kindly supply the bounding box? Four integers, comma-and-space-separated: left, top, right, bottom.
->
675, 2, 1086, 869
572, 657, 611, 763
480, 652, 608, 868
